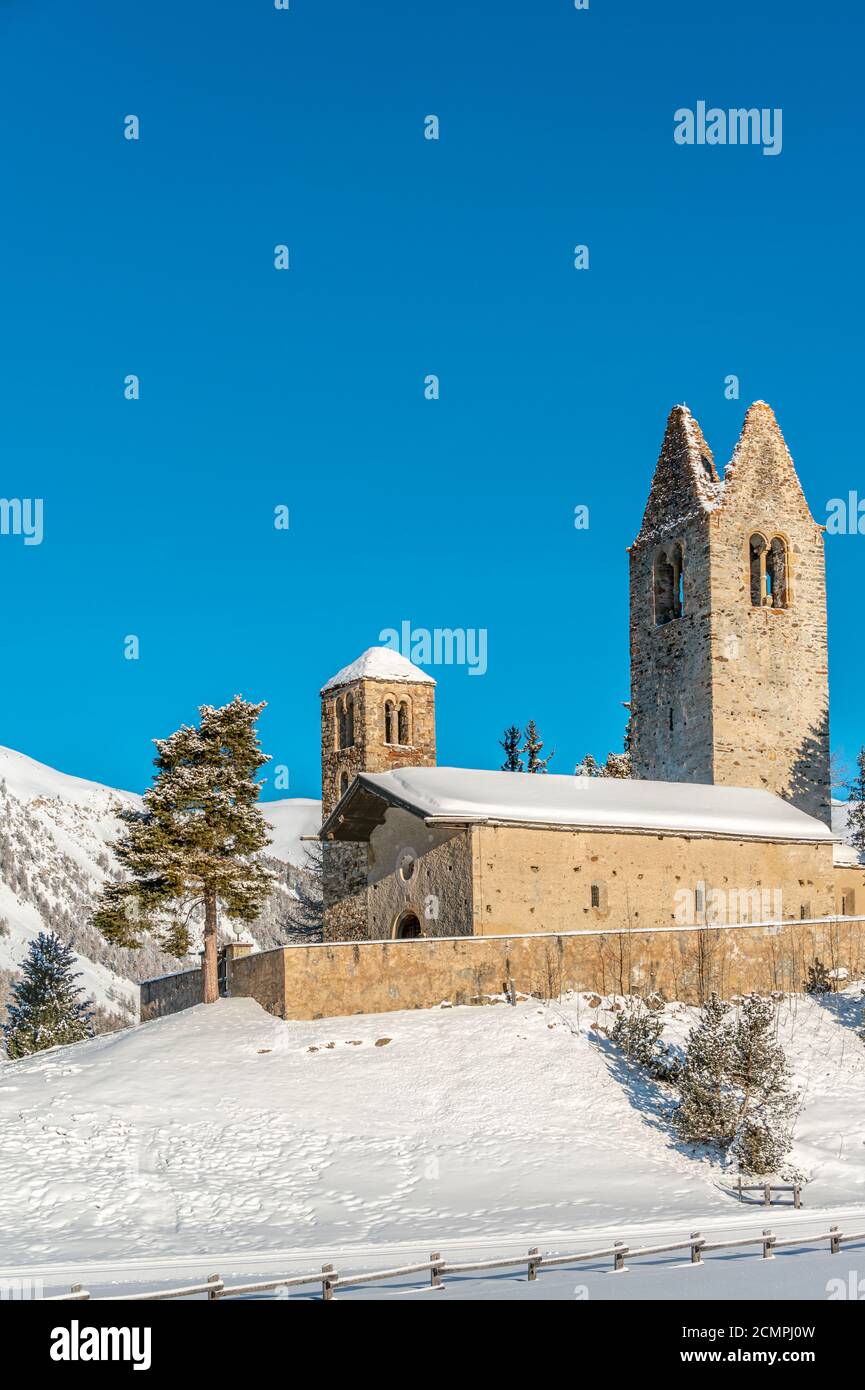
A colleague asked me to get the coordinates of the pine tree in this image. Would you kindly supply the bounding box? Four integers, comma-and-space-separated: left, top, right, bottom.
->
499, 725, 524, 772
574, 752, 601, 777
673, 993, 738, 1145
601, 750, 632, 779
3, 932, 93, 1058
803, 957, 832, 996
610, 997, 677, 1080
729, 1106, 797, 1178
576, 708, 632, 779
92, 697, 275, 1004
521, 720, 555, 773
845, 747, 865, 858
727, 995, 799, 1176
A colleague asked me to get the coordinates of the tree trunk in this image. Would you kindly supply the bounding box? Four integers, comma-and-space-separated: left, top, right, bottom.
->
202, 889, 219, 1004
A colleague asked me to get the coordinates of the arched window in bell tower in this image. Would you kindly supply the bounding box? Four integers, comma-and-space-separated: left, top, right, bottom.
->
767, 536, 789, 609
750, 533, 789, 609
336, 697, 347, 749
653, 543, 683, 625
750, 533, 768, 606
345, 692, 355, 746
397, 699, 410, 746
384, 699, 395, 745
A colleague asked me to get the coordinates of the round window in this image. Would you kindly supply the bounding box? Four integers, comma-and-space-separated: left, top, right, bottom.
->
398, 849, 417, 882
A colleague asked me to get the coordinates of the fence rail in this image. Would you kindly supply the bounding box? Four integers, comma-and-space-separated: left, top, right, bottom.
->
43, 1222, 865, 1302
736, 1177, 802, 1208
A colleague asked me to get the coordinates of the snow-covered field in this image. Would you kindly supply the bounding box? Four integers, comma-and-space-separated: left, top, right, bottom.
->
0, 986, 862, 1297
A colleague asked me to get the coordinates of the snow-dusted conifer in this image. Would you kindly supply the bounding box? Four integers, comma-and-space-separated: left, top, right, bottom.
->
499, 726, 524, 772
845, 747, 865, 858
673, 993, 737, 1144
92, 697, 274, 1004
803, 957, 832, 996
729, 1107, 797, 1178
727, 994, 799, 1174
521, 720, 554, 773
610, 997, 677, 1079
3, 931, 93, 1058
574, 752, 601, 777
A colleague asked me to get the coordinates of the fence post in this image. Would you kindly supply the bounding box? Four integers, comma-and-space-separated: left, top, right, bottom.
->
430, 1252, 443, 1289
527, 1247, 540, 1281
322, 1263, 336, 1300
613, 1242, 627, 1273
793, 1184, 801, 1210
207, 1274, 221, 1301
507, 978, 517, 1007
689, 1232, 703, 1265
70, 1284, 88, 1300
762, 1230, 775, 1260
763, 1183, 771, 1207
830, 1226, 841, 1256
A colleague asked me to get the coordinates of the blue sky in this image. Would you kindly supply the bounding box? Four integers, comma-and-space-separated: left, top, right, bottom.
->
1, 0, 863, 799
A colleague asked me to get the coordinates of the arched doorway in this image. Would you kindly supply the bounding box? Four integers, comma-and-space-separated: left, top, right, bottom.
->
394, 911, 422, 939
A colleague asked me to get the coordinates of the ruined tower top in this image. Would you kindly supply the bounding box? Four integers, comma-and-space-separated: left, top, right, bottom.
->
632, 404, 722, 550
629, 402, 831, 824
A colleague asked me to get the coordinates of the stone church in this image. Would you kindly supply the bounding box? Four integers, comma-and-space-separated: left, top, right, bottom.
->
319, 402, 864, 945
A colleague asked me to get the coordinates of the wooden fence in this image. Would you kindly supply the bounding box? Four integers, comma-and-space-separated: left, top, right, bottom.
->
43, 1220, 865, 1301
736, 1178, 802, 1208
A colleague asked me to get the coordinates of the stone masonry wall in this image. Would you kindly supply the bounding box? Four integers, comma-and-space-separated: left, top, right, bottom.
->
709, 405, 831, 823
630, 403, 831, 824
630, 511, 715, 785
321, 675, 436, 941
222, 917, 865, 1020
470, 822, 835, 935
367, 804, 473, 940
140, 967, 201, 1021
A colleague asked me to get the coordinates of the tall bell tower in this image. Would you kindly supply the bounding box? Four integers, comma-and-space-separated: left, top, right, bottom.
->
629, 402, 831, 825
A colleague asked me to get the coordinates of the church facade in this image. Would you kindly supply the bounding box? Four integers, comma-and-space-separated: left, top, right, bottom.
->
142, 401, 865, 1023
319, 402, 863, 945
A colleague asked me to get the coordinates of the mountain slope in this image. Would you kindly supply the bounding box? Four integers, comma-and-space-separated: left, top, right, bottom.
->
0, 746, 321, 1026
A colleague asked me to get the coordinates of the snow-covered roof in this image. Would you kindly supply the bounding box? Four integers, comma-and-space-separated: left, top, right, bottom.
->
831, 799, 865, 867
321, 647, 435, 695
332, 766, 838, 844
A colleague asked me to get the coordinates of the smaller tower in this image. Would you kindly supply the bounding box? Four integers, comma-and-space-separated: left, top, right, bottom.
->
320, 647, 436, 941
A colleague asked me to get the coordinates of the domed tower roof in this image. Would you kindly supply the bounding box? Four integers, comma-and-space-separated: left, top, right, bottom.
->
321, 646, 435, 695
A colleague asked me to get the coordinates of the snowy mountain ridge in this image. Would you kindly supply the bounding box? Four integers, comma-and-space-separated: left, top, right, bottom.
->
0, 745, 322, 1026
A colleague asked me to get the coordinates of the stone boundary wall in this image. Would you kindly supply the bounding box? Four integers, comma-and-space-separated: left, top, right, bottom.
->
140, 967, 202, 1021
225, 916, 865, 1020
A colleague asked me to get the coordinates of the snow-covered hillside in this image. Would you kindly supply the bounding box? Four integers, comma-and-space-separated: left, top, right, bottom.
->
0, 988, 862, 1282
0, 746, 321, 1025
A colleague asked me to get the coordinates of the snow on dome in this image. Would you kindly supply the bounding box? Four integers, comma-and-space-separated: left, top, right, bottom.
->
342, 766, 837, 844
321, 646, 435, 694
